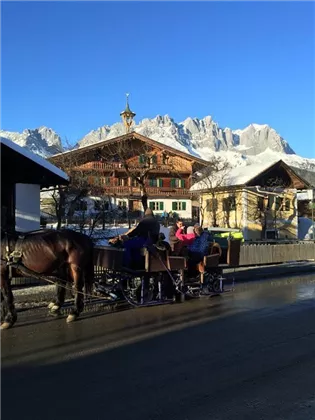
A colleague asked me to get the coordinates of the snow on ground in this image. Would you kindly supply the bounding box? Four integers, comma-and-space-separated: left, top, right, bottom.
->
44, 223, 173, 247
298, 217, 314, 240
14, 284, 55, 296
95, 225, 172, 246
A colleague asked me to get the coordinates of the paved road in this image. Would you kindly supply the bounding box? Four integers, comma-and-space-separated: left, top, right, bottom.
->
2, 274, 315, 420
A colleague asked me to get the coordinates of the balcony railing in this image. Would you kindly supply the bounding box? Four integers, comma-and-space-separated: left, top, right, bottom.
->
76, 162, 123, 171
75, 161, 189, 173
91, 186, 194, 197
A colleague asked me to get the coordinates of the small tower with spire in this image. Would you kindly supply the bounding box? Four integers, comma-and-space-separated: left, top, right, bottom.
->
120, 93, 136, 134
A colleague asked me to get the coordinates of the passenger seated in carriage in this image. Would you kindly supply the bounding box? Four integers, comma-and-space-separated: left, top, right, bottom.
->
156, 232, 171, 252
175, 225, 196, 246
109, 208, 160, 269
187, 225, 214, 274
172, 224, 197, 256
168, 219, 184, 252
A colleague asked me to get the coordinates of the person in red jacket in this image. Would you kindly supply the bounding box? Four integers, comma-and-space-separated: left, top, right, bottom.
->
175, 225, 196, 246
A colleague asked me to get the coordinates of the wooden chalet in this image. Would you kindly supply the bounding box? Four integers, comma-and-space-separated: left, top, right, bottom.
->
192, 159, 312, 240
49, 132, 208, 218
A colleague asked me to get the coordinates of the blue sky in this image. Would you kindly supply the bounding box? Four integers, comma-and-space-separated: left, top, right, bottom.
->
1, 1, 314, 158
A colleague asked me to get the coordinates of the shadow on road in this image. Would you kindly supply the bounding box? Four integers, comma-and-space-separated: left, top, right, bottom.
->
2, 294, 315, 420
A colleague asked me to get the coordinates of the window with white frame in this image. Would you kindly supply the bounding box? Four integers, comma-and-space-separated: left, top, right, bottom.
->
149, 202, 164, 211
148, 178, 163, 187
170, 178, 185, 188
172, 201, 187, 211
101, 177, 111, 186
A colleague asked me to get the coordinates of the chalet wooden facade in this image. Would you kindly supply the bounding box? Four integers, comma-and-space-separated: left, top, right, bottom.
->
191, 160, 311, 240
49, 132, 208, 218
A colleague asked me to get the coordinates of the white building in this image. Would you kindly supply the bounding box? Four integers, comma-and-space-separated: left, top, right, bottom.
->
1, 137, 69, 232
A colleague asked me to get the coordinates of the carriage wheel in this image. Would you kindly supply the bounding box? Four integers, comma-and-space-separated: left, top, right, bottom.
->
210, 278, 222, 293
119, 274, 154, 307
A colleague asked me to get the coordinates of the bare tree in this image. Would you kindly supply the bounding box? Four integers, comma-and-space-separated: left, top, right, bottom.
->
97, 138, 175, 212
46, 140, 98, 229
192, 156, 231, 227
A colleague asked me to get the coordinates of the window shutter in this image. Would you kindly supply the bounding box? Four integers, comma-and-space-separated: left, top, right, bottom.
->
149, 179, 153, 187
171, 179, 175, 188
181, 179, 185, 188
172, 202, 177, 211
159, 202, 164, 211
149, 202, 154, 210
182, 201, 186, 211
158, 179, 163, 187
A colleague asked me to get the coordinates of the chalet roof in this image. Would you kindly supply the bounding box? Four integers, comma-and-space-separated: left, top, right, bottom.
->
1, 136, 69, 187
50, 131, 209, 166
289, 166, 315, 188
190, 159, 312, 191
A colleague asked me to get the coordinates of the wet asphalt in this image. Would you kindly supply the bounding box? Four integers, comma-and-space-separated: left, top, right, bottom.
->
1, 273, 315, 420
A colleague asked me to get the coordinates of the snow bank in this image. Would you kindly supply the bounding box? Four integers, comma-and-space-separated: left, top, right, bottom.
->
298, 217, 314, 240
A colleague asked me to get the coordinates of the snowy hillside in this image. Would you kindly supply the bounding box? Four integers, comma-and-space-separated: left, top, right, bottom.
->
78, 115, 295, 157
1, 115, 314, 173
0, 127, 63, 157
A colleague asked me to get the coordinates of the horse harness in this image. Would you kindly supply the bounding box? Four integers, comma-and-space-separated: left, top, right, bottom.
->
4, 234, 25, 264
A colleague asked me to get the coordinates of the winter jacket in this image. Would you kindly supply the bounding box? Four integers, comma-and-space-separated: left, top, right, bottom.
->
128, 215, 160, 244
169, 224, 180, 250
175, 229, 196, 246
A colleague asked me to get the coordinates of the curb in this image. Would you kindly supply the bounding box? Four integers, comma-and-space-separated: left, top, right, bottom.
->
225, 264, 315, 283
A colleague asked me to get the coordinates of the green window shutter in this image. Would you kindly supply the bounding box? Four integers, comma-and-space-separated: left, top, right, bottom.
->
152, 155, 157, 164
159, 202, 164, 211
171, 179, 175, 187
182, 201, 186, 211
181, 179, 185, 188
149, 202, 154, 210
139, 155, 145, 164
172, 202, 177, 211
149, 179, 153, 187
158, 179, 163, 187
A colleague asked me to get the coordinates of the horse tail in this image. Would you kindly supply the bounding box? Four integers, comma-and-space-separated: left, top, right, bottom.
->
84, 240, 94, 297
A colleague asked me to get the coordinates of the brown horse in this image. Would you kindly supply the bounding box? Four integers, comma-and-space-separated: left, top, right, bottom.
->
1, 228, 94, 329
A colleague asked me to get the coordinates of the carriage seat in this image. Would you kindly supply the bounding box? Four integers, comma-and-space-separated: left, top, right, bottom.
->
203, 242, 222, 269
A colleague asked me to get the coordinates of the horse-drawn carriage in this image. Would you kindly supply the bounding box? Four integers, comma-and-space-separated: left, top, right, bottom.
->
1, 228, 241, 330
93, 237, 241, 305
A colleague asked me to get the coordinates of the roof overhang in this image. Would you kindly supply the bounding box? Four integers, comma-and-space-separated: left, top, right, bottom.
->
50, 131, 209, 167
1, 138, 69, 188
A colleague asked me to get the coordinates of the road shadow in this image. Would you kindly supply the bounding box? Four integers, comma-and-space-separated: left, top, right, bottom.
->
2, 297, 315, 420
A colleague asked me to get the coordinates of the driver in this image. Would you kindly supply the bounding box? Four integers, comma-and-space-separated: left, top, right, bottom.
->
110, 208, 160, 268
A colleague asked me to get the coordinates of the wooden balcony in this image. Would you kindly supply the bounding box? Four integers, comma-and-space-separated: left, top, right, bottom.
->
76, 162, 122, 171
92, 185, 194, 197
75, 161, 190, 174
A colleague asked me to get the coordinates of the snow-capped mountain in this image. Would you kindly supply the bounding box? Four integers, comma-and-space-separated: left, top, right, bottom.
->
0, 126, 63, 157
78, 115, 295, 157
1, 115, 314, 173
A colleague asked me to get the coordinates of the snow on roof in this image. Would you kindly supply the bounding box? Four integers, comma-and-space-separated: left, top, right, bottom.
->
1, 136, 69, 181
190, 159, 280, 191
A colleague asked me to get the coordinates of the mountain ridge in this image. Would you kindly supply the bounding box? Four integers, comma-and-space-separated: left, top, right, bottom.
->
1, 115, 314, 173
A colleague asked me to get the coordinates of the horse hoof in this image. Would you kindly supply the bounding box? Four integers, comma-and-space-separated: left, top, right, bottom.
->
66, 313, 77, 323
1, 322, 12, 330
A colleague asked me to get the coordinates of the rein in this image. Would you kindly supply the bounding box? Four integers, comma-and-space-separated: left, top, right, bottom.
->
7, 261, 116, 302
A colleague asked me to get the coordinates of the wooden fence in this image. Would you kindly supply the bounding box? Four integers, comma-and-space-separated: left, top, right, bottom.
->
11, 241, 315, 286
238, 241, 315, 266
